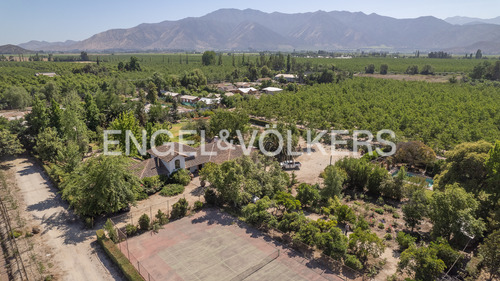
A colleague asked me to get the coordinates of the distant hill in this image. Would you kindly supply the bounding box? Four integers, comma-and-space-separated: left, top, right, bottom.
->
445, 16, 500, 26
16, 9, 500, 53
18, 40, 77, 51
0, 44, 32, 54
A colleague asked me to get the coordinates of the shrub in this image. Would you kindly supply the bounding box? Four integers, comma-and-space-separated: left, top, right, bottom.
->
378, 223, 385, 229
420, 65, 434, 75
170, 198, 189, 220
374, 208, 384, 215
10, 230, 22, 238
384, 233, 392, 240
392, 212, 400, 219
138, 214, 150, 231
194, 201, 204, 211
170, 169, 191, 186
84, 217, 94, 228
376, 197, 385, 205
159, 184, 185, 197
365, 64, 375, 74
383, 204, 394, 213
125, 224, 138, 236
355, 216, 370, 231
336, 204, 356, 224
142, 176, 163, 194
155, 209, 169, 225
406, 65, 419, 75
396, 231, 416, 250
345, 254, 363, 270
96, 230, 143, 281
204, 188, 218, 206
104, 219, 118, 242
380, 64, 388, 75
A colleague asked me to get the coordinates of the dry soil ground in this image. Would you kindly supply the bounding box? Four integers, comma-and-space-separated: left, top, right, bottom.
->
289, 140, 360, 185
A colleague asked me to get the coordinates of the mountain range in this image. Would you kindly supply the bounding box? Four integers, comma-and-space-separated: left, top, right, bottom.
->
444, 16, 500, 26
0, 44, 32, 54
17, 9, 500, 54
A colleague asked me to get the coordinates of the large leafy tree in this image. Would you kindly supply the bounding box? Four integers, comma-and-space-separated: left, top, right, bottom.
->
321, 165, 346, 199
84, 93, 102, 131
60, 96, 89, 153
335, 158, 370, 191
242, 196, 274, 226
366, 165, 390, 196
296, 183, 320, 208
479, 230, 500, 280
201, 51, 216, 66
110, 111, 142, 155
434, 141, 492, 193
485, 141, 500, 229
402, 189, 428, 232
48, 99, 63, 132
398, 244, 446, 281
394, 141, 436, 168
277, 211, 308, 233
429, 184, 485, 241
0, 86, 31, 110
180, 69, 207, 88
34, 127, 63, 163
348, 228, 385, 264
274, 191, 301, 213
209, 109, 249, 142
62, 155, 139, 217
0, 129, 24, 157
25, 96, 49, 138
201, 155, 287, 207
380, 166, 406, 201
316, 226, 348, 259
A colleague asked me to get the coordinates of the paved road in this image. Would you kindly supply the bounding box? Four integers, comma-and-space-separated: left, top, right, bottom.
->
11, 157, 122, 281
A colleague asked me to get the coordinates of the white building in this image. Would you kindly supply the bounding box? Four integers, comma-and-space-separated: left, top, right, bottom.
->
262, 87, 283, 94
274, 74, 297, 82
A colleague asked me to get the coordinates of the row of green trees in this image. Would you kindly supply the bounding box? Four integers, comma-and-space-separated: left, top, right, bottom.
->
239, 78, 500, 149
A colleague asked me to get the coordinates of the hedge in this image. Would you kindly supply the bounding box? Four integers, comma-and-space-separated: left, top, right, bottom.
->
96, 230, 144, 281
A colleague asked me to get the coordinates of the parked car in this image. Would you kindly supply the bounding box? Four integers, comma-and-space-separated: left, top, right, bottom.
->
280, 160, 301, 170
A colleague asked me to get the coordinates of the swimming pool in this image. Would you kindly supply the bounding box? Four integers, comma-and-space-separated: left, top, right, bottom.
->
392, 170, 434, 187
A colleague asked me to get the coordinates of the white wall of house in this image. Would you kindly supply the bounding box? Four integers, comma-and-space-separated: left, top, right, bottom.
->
161, 155, 186, 174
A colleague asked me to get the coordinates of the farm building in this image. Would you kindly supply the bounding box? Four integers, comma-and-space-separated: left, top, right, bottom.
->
237, 87, 258, 94
179, 95, 199, 106
274, 74, 297, 82
262, 87, 283, 94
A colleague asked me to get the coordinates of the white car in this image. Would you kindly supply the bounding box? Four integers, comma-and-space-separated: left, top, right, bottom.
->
280, 160, 301, 170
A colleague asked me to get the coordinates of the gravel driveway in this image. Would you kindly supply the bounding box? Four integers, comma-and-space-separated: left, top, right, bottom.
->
10, 157, 123, 281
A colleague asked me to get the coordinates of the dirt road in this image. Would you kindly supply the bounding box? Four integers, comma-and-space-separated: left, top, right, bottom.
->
9, 157, 123, 281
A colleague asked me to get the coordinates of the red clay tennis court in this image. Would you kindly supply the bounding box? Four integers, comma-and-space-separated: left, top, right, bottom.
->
119, 208, 343, 281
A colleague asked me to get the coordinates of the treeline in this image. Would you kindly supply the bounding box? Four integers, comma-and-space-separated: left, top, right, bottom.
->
470, 60, 500, 81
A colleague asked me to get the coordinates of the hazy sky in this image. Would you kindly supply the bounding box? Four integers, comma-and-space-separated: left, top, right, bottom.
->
2, 0, 499, 45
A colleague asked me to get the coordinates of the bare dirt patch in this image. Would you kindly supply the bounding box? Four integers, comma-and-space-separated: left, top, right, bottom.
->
289, 140, 360, 185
